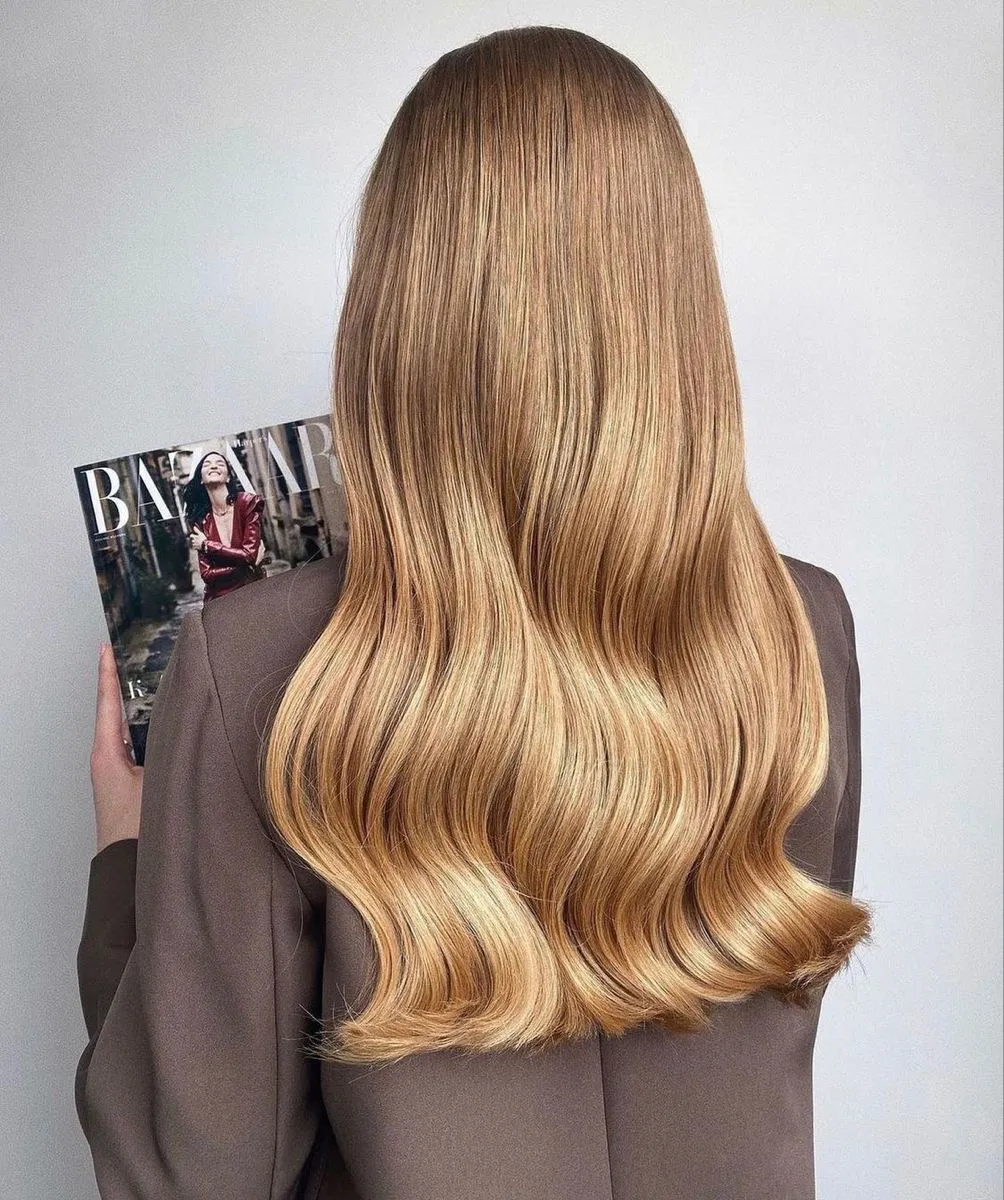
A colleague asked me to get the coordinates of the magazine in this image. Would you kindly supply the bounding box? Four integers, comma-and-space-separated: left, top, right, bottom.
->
74, 412, 347, 765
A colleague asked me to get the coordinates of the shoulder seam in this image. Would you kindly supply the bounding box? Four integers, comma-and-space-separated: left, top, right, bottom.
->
178, 610, 282, 1194
197, 608, 318, 918
191, 610, 271, 841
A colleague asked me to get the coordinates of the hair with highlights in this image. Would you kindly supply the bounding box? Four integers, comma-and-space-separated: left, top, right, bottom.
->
262, 25, 872, 1065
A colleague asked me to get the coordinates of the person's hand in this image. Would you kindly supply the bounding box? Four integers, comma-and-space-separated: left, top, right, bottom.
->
90, 643, 143, 854
189, 528, 208, 552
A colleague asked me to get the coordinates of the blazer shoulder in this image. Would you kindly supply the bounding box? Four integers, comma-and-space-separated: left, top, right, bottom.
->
194, 545, 348, 831
236, 489, 265, 513
780, 553, 854, 648
199, 541, 348, 663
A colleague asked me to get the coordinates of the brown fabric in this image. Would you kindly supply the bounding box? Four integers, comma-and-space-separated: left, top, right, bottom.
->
76, 551, 862, 1199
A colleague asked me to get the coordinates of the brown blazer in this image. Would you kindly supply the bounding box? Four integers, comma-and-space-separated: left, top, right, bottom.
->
76, 549, 862, 1200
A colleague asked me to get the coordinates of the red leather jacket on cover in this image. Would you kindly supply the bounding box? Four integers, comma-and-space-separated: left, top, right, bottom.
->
196, 490, 266, 602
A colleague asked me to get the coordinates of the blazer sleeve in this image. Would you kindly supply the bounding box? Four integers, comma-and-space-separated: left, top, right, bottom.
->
74, 610, 326, 1200
197, 549, 245, 589
825, 572, 863, 897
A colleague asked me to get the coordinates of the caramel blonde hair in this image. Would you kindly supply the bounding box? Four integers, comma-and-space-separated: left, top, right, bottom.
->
262, 25, 872, 1065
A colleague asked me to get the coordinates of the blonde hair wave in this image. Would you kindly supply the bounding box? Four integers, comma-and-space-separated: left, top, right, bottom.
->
262, 25, 872, 1065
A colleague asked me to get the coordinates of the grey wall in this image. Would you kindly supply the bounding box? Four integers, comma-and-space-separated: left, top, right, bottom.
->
2, 3, 1000, 1197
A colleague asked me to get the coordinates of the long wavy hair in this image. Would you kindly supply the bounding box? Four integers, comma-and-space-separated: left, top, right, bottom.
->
262, 25, 872, 1066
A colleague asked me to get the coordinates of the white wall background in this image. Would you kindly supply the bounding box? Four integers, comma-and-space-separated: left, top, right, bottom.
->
2, 3, 1001, 1197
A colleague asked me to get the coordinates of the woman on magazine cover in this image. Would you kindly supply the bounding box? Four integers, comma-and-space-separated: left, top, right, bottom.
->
181, 450, 267, 602
78, 26, 871, 1200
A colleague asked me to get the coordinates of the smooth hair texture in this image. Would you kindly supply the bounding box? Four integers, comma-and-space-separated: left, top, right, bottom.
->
261, 25, 873, 1066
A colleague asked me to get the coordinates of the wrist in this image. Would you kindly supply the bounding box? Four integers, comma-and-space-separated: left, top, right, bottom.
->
96, 820, 140, 854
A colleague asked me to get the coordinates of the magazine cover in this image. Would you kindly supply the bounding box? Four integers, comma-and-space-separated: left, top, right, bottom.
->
74, 412, 347, 766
